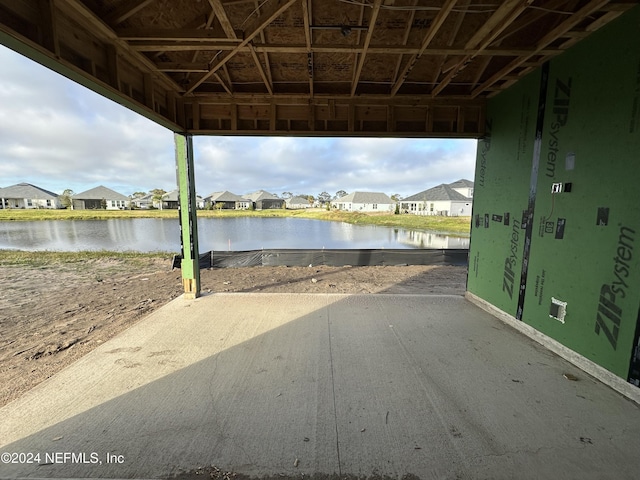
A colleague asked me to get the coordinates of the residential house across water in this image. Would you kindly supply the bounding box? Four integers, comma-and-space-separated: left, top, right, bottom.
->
160, 190, 205, 209
72, 186, 130, 210
333, 192, 396, 213
245, 190, 284, 210
205, 191, 251, 210
400, 180, 473, 216
285, 196, 312, 209
0, 183, 62, 209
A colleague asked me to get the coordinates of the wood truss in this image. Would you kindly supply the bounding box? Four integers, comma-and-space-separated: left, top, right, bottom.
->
0, 0, 635, 137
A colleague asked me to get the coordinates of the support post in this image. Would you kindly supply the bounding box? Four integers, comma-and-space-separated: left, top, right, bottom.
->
175, 133, 201, 299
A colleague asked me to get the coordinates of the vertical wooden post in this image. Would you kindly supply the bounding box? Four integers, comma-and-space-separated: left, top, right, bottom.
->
175, 133, 201, 299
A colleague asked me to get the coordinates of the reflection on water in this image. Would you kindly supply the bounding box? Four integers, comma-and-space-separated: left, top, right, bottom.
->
0, 217, 469, 252
397, 229, 470, 249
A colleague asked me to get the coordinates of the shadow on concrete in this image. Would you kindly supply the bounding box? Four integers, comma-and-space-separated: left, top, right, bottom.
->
1, 294, 639, 480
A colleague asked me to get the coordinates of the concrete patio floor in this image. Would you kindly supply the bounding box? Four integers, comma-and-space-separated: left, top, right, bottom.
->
1, 292, 639, 480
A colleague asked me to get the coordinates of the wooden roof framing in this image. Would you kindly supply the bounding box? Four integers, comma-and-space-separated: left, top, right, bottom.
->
0, 0, 636, 137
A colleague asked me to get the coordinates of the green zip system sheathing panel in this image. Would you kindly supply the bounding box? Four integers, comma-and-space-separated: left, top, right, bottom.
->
468, 6, 640, 385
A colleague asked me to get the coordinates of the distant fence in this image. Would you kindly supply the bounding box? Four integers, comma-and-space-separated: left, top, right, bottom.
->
173, 248, 469, 269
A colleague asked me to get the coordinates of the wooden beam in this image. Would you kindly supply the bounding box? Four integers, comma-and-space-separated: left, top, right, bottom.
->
231, 103, 238, 131
350, 2, 367, 96
213, 72, 233, 95
496, 0, 568, 44
60, 0, 183, 93
192, 101, 200, 130
116, 28, 241, 41
106, 0, 156, 26
106, 44, 120, 89
390, 0, 458, 96
348, 103, 355, 132
37, 0, 59, 56
184, 0, 298, 95
270, 103, 276, 131
156, 62, 210, 73
253, 0, 274, 95
309, 102, 315, 131
471, 0, 609, 98
350, 0, 382, 97
391, 0, 417, 85
128, 41, 561, 57
185, 10, 218, 86
301, 0, 312, 51
432, 0, 532, 97
167, 91, 177, 123
249, 44, 273, 94
144, 73, 154, 108
431, 0, 470, 90
301, 0, 313, 96
207, 0, 237, 39
470, 56, 491, 90
205, 0, 271, 98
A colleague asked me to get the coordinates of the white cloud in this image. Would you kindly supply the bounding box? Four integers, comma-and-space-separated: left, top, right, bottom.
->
0, 45, 477, 198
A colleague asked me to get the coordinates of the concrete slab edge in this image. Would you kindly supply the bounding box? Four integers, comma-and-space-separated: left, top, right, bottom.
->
464, 292, 640, 405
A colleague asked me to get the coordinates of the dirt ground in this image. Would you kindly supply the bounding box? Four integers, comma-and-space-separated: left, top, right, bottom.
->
0, 257, 467, 408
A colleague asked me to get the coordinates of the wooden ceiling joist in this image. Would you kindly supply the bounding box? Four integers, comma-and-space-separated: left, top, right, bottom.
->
0, 0, 632, 137
184, 0, 298, 95
471, 0, 612, 98
106, 0, 156, 26
431, 0, 533, 97
390, 0, 458, 97
350, 0, 382, 97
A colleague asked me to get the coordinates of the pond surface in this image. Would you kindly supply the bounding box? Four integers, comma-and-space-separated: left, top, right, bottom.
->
0, 217, 469, 252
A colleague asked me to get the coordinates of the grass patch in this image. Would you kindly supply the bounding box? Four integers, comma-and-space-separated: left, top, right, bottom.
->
0, 208, 470, 234
0, 209, 179, 221
0, 249, 174, 268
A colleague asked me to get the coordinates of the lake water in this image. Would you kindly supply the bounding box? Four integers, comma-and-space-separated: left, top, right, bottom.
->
0, 217, 469, 252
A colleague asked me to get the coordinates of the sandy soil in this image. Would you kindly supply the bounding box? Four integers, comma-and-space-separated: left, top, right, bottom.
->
0, 257, 467, 408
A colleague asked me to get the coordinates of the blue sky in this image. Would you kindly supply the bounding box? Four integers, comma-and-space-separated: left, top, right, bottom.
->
0, 45, 478, 199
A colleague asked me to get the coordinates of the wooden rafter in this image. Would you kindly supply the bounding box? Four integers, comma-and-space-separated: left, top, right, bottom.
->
350, 0, 382, 97
496, 0, 571, 45
390, 0, 458, 97
249, 44, 273, 95
126, 38, 564, 57
391, 0, 418, 85
184, 9, 217, 84
431, 0, 470, 87
37, 0, 59, 56
431, 0, 533, 97
254, 0, 274, 93
106, 0, 156, 26
157, 62, 209, 72
117, 29, 241, 41
470, 55, 491, 91
301, 0, 313, 96
350, 2, 367, 94
184, 0, 297, 95
471, 0, 610, 98
213, 72, 233, 95
60, 0, 183, 93
207, 0, 237, 39
0, 0, 631, 137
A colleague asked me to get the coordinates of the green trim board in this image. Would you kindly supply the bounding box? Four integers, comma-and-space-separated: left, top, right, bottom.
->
469, 6, 640, 383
